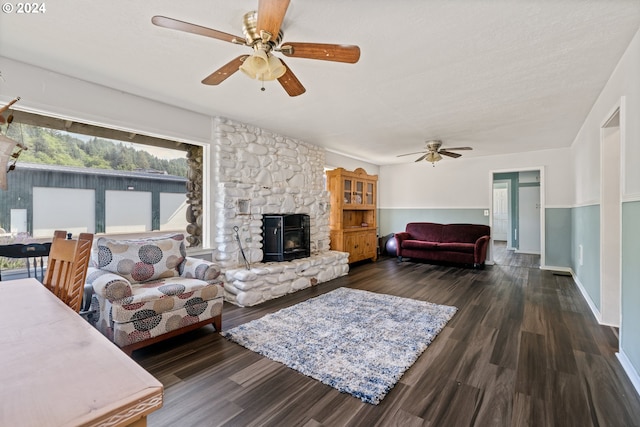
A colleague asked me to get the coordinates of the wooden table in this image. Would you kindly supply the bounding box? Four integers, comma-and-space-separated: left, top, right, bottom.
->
0, 278, 163, 427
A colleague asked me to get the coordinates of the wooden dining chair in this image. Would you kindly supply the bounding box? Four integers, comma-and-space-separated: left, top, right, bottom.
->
43, 230, 94, 312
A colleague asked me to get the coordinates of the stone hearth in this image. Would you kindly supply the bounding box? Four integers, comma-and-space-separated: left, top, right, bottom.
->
224, 252, 349, 307
212, 117, 349, 306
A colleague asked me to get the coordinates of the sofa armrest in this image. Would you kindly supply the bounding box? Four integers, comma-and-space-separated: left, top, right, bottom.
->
394, 232, 411, 257
474, 235, 491, 264
179, 257, 221, 282
86, 267, 133, 302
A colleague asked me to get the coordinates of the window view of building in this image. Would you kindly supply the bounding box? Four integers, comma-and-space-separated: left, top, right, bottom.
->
0, 110, 203, 277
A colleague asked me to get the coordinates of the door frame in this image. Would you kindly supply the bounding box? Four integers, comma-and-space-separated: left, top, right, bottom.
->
599, 99, 623, 327
488, 167, 545, 267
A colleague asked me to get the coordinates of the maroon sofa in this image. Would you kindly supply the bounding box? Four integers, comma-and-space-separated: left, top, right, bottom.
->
394, 222, 490, 268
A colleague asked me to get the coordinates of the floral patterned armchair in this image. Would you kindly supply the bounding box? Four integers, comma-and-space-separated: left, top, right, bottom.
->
86, 233, 223, 355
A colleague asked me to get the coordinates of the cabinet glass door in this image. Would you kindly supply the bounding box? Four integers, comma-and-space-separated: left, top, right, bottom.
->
343, 179, 352, 204
366, 182, 374, 205
354, 181, 364, 204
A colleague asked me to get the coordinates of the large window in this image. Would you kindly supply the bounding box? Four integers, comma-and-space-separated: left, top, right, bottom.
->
0, 110, 204, 246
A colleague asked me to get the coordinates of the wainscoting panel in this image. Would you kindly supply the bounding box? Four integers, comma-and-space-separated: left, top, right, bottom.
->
571, 204, 601, 311
621, 200, 640, 385
545, 207, 572, 268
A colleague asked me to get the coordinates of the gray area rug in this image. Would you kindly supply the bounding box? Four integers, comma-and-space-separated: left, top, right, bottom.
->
221, 287, 457, 404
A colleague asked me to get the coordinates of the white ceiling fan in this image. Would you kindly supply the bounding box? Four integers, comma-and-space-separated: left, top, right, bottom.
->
397, 140, 472, 165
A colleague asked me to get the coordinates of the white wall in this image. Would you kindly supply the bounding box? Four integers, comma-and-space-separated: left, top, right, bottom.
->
379, 148, 574, 209
571, 29, 640, 204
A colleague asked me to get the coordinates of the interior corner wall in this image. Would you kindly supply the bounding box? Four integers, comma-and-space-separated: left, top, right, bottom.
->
570, 28, 640, 384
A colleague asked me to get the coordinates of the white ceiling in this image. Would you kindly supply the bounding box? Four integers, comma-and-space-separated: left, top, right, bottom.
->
1, 0, 639, 165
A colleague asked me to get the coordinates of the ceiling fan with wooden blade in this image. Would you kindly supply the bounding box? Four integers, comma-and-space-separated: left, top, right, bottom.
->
280, 42, 361, 63
151, 0, 361, 96
277, 59, 306, 97
397, 140, 473, 165
201, 55, 250, 85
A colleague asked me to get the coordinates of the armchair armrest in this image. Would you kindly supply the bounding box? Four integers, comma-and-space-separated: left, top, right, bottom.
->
474, 235, 491, 264
394, 232, 411, 257
86, 267, 133, 302
179, 257, 221, 282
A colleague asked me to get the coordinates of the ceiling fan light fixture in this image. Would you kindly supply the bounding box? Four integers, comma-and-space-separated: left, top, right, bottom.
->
239, 47, 286, 81
239, 47, 269, 79
262, 53, 286, 80
425, 151, 442, 164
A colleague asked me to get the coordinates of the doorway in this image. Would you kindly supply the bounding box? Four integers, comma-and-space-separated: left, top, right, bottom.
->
600, 105, 621, 327
493, 181, 510, 243
490, 168, 544, 267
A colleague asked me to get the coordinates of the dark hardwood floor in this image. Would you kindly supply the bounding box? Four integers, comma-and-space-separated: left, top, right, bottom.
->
134, 251, 640, 426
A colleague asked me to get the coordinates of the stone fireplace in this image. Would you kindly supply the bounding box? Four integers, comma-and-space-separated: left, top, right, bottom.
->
211, 117, 349, 306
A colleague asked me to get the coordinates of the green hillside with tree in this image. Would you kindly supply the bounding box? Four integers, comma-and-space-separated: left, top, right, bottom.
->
7, 123, 188, 177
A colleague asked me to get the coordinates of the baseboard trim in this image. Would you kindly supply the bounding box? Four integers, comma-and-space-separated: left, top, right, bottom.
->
540, 265, 572, 274
515, 249, 541, 255
617, 351, 640, 398
570, 271, 603, 324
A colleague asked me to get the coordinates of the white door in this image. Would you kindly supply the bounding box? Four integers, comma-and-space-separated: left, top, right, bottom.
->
10, 209, 27, 233
493, 186, 509, 241
518, 186, 540, 254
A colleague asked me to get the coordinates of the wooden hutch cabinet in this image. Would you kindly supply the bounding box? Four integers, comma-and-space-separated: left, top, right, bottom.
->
326, 167, 378, 263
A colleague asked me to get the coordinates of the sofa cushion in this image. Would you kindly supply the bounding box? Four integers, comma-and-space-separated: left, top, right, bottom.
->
406, 223, 443, 243
402, 240, 439, 250
95, 234, 186, 284
441, 224, 490, 243
180, 257, 221, 282
110, 277, 223, 323
437, 242, 476, 254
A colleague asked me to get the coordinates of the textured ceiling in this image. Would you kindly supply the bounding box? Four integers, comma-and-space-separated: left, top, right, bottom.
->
0, 0, 639, 165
